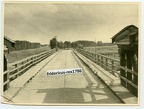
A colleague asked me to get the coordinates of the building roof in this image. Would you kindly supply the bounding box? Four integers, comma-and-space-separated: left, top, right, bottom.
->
4, 36, 15, 43
111, 25, 138, 43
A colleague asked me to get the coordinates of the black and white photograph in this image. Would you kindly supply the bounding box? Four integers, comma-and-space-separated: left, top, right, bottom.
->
2, 1, 140, 105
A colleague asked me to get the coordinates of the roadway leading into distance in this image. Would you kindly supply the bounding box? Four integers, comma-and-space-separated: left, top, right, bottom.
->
12, 50, 122, 104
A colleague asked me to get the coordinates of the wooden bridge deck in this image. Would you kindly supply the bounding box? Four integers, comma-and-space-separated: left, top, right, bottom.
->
3, 50, 138, 104
3, 50, 123, 104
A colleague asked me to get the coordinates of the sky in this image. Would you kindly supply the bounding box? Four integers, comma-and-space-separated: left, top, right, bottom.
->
4, 2, 139, 44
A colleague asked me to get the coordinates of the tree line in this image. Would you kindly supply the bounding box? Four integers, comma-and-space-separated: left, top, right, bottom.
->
8, 40, 41, 51
49, 38, 114, 49
14, 41, 41, 50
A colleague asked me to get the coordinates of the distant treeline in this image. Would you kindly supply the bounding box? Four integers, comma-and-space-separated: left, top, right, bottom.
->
50, 38, 114, 49
8, 40, 41, 51
76, 41, 96, 47
14, 40, 41, 50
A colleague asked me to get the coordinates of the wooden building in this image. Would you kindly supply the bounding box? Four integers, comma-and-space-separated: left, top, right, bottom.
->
4, 36, 15, 71
4, 36, 15, 91
112, 25, 138, 96
4, 36, 15, 52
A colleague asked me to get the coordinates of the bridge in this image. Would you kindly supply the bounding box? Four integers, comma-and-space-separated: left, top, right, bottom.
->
2, 48, 138, 104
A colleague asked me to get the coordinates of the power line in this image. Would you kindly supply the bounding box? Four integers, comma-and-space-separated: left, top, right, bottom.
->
5, 6, 25, 20
5, 7, 23, 24
14, 5, 47, 35
5, 5, 45, 35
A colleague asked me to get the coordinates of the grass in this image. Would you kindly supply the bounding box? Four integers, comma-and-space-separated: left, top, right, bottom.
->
7, 46, 51, 63
84, 45, 120, 59
6, 45, 119, 63
84, 45, 118, 53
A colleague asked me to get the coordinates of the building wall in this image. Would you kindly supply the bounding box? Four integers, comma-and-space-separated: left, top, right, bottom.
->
4, 38, 15, 52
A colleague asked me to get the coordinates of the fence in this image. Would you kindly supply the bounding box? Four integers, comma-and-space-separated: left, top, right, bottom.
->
76, 48, 138, 95
3, 49, 56, 91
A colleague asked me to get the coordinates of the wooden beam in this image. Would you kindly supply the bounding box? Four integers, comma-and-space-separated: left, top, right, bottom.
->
120, 49, 126, 87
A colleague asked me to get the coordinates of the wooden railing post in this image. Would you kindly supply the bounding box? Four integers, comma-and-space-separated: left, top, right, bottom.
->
111, 60, 114, 75
101, 56, 103, 68
32, 56, 34, 65
94, 54, 96, 63
15, 63, 19, 78
97, 55, 100, 65
34, 55, 36, 64
20, 61, 24, 75
105, 58, 108, 70
3, 71, 9, 91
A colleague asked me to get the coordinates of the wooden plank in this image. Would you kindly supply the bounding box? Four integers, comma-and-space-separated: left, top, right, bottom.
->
115, 30, 130, 42
4, 80, 9, 86
119, 75, 138, 89
118, 37, 130, 42
120, 66, 138, 75
116, 42, 130, 45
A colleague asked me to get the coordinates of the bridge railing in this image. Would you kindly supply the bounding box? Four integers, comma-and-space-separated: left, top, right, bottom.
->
3, 49, 56, 91
76, 48, 138, 90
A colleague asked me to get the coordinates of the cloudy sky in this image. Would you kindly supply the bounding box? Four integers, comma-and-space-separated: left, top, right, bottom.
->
4, 2, 139, 44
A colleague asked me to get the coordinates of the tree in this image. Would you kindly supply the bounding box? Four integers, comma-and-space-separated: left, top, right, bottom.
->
50, 38, 57, 49
64, 41, 71, 48
97, 41, 103, 46
76, 40, 96, 47
58, 41, 64, 49
71, 42, 78, 48
77, 43, 83, 48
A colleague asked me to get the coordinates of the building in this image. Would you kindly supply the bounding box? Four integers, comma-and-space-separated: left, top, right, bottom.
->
111, 25, 138, 96
4, 36, 15, 52
4, 36, 15, 71
112, 25, 138, 49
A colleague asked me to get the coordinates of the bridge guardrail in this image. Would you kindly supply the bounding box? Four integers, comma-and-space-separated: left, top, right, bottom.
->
76, 48, 138, 90
3, 49, 56, 91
